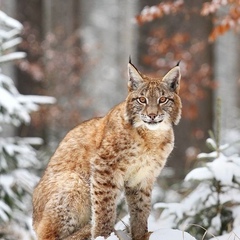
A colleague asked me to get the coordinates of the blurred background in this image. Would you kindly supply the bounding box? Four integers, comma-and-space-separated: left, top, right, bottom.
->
0, 0, 240, 239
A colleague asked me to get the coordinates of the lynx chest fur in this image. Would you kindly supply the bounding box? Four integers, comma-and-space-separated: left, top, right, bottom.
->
32, 61, 182, 240
122, 127, 174, 189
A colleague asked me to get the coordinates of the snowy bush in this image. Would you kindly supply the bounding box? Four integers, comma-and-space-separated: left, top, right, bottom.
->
155, 136, 240, 239
0, 10, 55, 239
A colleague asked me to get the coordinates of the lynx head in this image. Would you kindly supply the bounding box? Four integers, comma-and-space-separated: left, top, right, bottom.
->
126, 60, 182, 131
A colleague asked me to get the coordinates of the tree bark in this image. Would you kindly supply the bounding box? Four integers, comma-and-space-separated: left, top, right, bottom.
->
79, 0, 136, 120
214, 30, 240, 143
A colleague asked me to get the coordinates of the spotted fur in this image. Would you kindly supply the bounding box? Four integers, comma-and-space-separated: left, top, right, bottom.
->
32, 62, 182, 240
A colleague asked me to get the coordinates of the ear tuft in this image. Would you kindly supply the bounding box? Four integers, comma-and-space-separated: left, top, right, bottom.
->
162, 66, 181, 93
128, 61, 143, 91
129, 55, 132, 64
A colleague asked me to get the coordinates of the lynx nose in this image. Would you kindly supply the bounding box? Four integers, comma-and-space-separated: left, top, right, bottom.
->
148, 113, 157, 120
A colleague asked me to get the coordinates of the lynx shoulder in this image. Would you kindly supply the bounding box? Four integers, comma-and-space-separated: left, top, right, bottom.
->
32, 61, 182, 240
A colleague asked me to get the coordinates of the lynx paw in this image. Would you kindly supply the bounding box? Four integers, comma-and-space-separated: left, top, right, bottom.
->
142, 231, 153, 240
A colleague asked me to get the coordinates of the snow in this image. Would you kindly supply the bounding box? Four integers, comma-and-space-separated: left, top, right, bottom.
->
113, 214, 198, 240
94, 229, 197, 240
186, 152, 240, 186
0, 52, 27, 63
0, 200, 11, 222
207, 154, 239, 185
149, 229, 196, 240
95, 233, 120, 240
197, 151, 218, 159
153, 138, 240, 239
0, 87, 30, 125
0, 10, 23, 30
206, 138, 217, 150
184, 167, 213, 181
0, 72, 18, 94
13, 169, 40, 193
0, 137, 43, 170
209, 213, 221, 235
0, 87, 23, 112
17, 94, 56, 105
209, 226, 240, 240
0, 28, 22, 40
185, 137, 240, 186
0, 70, 55, 126
154, 202, 183, 219
1, 37, 22, 50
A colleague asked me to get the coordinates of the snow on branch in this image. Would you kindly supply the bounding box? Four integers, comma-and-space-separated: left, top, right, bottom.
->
154, 136, 240, 238
0, 10, 23, 31
0, 137, 43, 170
135, 0, 184, 24
0, 71, 55, 127
0, 11, 56, 127
0, 28, 22, 40
0, 52, 26, 63
0, 10, 55, 239
17, 94, 56, 105
0, 136, 42, 223
1, 37, 22, 51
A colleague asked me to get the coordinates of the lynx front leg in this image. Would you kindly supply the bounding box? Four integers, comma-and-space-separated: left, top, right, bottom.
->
125, 184, 153, 240
90, 164, 120, 239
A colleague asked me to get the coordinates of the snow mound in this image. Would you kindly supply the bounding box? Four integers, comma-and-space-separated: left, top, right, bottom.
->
95, 229, 196, 240
149, 229, 196, 240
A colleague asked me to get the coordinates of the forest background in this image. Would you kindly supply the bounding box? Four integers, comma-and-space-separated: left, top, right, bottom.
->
0, 0, 240, 239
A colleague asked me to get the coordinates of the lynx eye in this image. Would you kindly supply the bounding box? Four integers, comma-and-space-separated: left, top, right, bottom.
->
159, 97, 168, 104
137, 97, 147, 104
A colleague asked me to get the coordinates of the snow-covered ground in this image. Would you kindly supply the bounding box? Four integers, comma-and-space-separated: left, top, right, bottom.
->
95, 225, 240, 240
101, 214, 197, 240
95, 229, 196, 240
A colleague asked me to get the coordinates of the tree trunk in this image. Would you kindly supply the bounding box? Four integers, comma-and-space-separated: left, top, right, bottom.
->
214, 30, 240, 144
79, 0, 136, 120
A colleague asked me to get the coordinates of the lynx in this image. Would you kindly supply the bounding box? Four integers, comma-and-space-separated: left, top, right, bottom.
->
32, 60, 182, 240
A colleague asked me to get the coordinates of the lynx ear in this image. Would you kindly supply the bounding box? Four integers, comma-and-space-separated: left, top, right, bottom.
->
128, 61, 144, 91
162, 66, 181, 94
